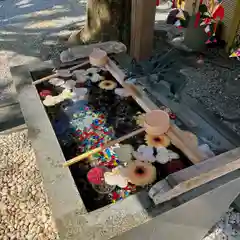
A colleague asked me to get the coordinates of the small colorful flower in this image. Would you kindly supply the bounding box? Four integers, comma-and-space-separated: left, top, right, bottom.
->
98, 80, 117, 90
42, 95, 57, 106
145, 134, 170, 148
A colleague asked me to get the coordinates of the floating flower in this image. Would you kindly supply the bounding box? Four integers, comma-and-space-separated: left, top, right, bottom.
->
56, 69, 72, 78
114, 88, 131, 98
90, 73, 103, 83
87, 67, 100, 74
60, 89, 73, 99
98, 80, 117, 90
132, 145, 155, 162
145, 134, 170, 148
75, 74, 88, 84
134, 113, 146, 127
104, 166, 128, 188
125, 161, 156, 186
72, 88, 88, 102
155, 147, 179, 164
63, 80, 76, 90
42, 95, 58, 106
73, 69, 87, 76
39, 90, 52, 98
49, 78, 65, 87
87, 167, 105, 185
113, 144, 133, 164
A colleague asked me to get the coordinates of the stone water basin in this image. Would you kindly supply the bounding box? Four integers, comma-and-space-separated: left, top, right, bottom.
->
12, 50, 240, 240
33, 61, 195, 212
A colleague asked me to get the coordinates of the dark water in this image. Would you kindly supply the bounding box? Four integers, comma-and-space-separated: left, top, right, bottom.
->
33, 65, 191, 212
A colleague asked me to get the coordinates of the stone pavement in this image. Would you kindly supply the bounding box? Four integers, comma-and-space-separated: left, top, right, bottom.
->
0, 0, 87, 132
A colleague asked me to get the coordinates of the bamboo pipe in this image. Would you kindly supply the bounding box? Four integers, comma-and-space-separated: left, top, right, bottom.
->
63, 128, 145, 167
32, 60, 89, 85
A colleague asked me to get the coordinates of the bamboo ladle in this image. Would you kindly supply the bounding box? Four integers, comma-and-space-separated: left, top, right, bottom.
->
63, 49, 204, 167
63, 110, 170, 167
32, 60, 89, 85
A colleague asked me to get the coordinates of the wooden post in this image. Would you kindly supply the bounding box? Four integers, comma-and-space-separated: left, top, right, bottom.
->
225, 0, 240, 53
130, 0, 156, 61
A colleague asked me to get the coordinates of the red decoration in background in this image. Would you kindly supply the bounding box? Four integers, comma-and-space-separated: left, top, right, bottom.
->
194, 0, 204, 28
212, 4, 224, 20
156, 0, 160, 6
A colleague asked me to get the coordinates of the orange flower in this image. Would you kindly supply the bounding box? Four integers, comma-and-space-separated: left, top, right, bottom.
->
125, 161, 156, 186
98, 80, 117, 90
145, 134, 170, 148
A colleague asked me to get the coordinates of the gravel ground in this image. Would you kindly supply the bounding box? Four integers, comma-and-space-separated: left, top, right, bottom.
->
0, 130, 59, 240
0, 130, 239, 240
180, 61, 240, 135
203, 208, 240, 240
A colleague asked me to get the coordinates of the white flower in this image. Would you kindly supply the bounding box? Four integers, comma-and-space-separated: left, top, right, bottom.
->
133, 145, 179, 164
90, 73, 102, 83
63, 80, 76, 90
73, 69, 87, 76
156, 147, 179, 164
133, 145, 155, 162
104, 166, 128, 188
114, 144, 133, 164
75, 73, 88, 83
71, 88, 88, 101
42, 96, 57, 106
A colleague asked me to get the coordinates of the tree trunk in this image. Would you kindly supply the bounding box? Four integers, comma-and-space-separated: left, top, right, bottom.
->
68, 0, 131, 47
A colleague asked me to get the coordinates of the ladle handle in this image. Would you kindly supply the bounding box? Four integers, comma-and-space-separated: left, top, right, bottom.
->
63, 127, 145, 167
167, 126, 203, 164
33, 73, 58, 85
32, 60, 89, 85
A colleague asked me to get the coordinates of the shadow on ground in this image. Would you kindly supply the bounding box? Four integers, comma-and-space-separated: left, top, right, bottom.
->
0, 0, 87, 131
